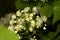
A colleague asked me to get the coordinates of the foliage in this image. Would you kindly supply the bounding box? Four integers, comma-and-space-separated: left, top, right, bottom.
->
15, 0, 60, 23
14, 0, 60, 40
0, 24, 18, 40
0, 0, 60, 40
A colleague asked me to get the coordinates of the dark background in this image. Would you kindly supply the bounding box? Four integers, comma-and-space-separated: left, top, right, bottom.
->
0, 0, 16, 17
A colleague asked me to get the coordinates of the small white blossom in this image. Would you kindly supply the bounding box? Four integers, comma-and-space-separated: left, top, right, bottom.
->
25, 13, 29, 18
36, 16, 40, 20
29, 13, 34, 17
33, 36, 36, 38
32, 6, 37, 13
18, 19, 20, 22
30, 37, 37, 40
21, 10, 24, 13
45, 24, 47, 26
25, 18, 29, 21
24, 7, 30, 12
17, 34, 22, 39
17, 35, 22, 40
33, 12, 36, 15
41, 16, 47, 22
35, 39, 37, 40
43, 26, 46, 30
30, 37, 34, 40
19, 36, 22, 39
13, 21, 17, 23
8, 25, 14, 32
16, 10, 21, 16
19, 25, 24, 29
30, 20, 35, 27
36, 16, 43, 28
18, 18, 24, 22
14, 25, 22, 31
29, 17, 33, 21
23, 27, 26, 30
29, 27, 33, 32
25, 14, 29, 21
21, 7, 30, 13
11, 14, 16, 19
9, 19, 14, 25
14, 30, 18, 34
18, 21, 23, 25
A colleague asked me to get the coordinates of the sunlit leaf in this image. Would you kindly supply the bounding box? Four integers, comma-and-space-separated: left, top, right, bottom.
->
0, 25, 18, 40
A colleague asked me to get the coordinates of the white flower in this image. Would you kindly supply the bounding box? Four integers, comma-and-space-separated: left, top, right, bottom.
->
23, 27, 26, 30
11, 14, 16, 19
29, 13, 34, 17
32, 6, 37, 13
21, 7, 30, 13
30, 37, 37, 40
9, 19, 14, 25
18, 21, 23, 25
13, 21, 17, 23
30, 20, 35, 27
17, 34, 22, 40
8, 25, 14, 32
36, 16, 40, 20
25, 18, 29, 21
16, 10, 22, 16
21, 10, 24, 13
15, 25, 24, 30
19, 25, 24, 29
18, 18, 24, 22
25, 13, 29, 16
14, 30, 18, 34
44, 24, 47, 26
29, 27, 33, 32
33, 12, 36, 15
24, 7, 30, 12
43, 26, 46, 30
18, 19, 20, 22
14, 25, 23, 31
29, 16, 33, 21
41, 16, 47, 22
19, 36, 22, 39
30, 37, 34, 40
33, 36, 36, 38
36, 16, 43, 28
35, 39, 37, 40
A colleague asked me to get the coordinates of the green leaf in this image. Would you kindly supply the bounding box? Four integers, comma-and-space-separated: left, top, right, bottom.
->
48, 32, 56, 39
53, 0, 60, 23
56, 25, 60, 32
15, 0, 37, 10
41, 36, 51, 40
0, 25, 18, 40
55, 36, 60, 40
40, 3, 53, 17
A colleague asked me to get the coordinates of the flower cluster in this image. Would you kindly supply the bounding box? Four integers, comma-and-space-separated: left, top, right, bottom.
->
8, 6, 47, 40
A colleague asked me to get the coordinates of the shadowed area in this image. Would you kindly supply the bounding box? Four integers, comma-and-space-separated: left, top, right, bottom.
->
0, 0, 16, 17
